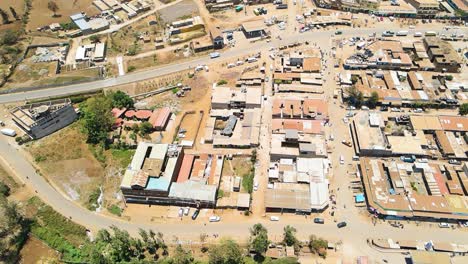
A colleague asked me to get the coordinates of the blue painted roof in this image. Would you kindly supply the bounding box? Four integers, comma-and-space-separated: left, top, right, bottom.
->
355, 193, 365, 203
146, 177, 170, 191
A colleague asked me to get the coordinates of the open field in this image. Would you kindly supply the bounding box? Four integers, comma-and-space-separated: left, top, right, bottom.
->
107, 14, 164, 57
0, 1, 25, 32
26, 0, 100, 31
158, 0, 198, 23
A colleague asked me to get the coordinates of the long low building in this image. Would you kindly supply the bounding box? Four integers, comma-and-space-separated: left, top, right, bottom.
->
360, 158, 468, 221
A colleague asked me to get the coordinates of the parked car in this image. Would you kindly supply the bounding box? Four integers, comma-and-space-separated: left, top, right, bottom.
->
178, 208, 184, 217
342, 140, 352, 147
183, 207, 190, 216
254, 181, 259, 191
314, 218, 324, 224
439, 222, 450, 228
270, 216, 280, 221
1, 128, 16, 137
335, 30, 342, 35
209, 216, 221, 222
449, 159, 461, 165
337, 221, 347, 228
380, 106, 388, 112
340, 155, 345, 165
191, 209, 200, 220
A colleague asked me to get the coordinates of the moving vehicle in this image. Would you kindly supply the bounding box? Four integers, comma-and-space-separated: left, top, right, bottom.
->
314, 218, 324, 224
396, 30, 408, 36
270, 216, 280, 221
209, 52, 220, 59
337, 222, 347, 228
340, 155, 345, 165
209, 216, 221, 222
1, 128, 16, 137
381, 31, 394, 37
191, 209, 200, 220
400, 155, 416, 163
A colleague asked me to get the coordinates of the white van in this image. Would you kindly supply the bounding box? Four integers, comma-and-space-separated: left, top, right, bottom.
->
247, 57, 257, 63
270, 216, 280, 221
414, 32, 422, 37
396, 30, 408, 36
209, 216, 221, 222
1, 128, 16, 137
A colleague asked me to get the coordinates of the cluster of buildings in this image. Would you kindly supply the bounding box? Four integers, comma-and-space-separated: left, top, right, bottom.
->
314, 0, 466, 18
111, 106, 172, 131
75, 42, 106, 62
204, 85, 262, 148
342, 37, 466, 106
120, 142, 251, 209
265, 48, 331, 214
93, 0, 151, 18
273, 49, 325, 94
168, 16, 206, 44
352, 110, 468, 221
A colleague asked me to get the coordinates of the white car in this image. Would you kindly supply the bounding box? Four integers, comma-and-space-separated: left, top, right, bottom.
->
439, 222, 450, 228
183, 207, 190, 216
391, 107, 401, 112
270, 216, 280, 221
254, 181, 259, 191
340, 155, 345, 165
209, 216, 221, 222
361, 106, 369, 110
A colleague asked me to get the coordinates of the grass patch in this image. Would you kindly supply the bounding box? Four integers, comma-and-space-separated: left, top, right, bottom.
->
242, 172, 254, 194
110, 148, 135, 169
27, 196, 87, 262
86, 187, 101, 211
107, 204, 122, 216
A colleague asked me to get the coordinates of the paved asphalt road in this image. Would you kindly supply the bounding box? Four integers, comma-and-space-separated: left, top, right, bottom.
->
1, 26, 466, 104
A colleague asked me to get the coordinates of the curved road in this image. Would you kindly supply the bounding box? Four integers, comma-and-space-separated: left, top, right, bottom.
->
0, 26, 465, 104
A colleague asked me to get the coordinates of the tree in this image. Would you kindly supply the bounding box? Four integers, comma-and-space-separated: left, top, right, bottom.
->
9, 7, 19, 20
172, 244, 193, 264
209, 238, 243, 264
0, 196, 29, 263
347, 86, 364, 107
0, 181, 11, 197
460, 103, 468, 116
80, 96, 113, 144
139, 122, 153, 136
249, 224, 269, 255
89, 35, 101, 43
0, 8, 10, 24
282, 226, 298, 247
308, 235, 327, 257
47, 1, 59, 17
0, 30, 19, 45
109, 91, 134, 109
367, 91, 379, 108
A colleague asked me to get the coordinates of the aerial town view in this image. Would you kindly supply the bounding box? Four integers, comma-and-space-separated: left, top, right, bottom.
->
0, 0, 467, 263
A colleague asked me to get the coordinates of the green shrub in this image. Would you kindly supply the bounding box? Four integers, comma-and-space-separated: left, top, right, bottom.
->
108, 204, 122, 216
217, 79, 228, 85
127, 65, 136, 72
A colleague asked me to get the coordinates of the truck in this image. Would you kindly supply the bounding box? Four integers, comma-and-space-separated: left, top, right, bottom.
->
396, 30, 408, 36
400, 155, 416, 163
1, 128, 16, 137
425, 31, 437, 36
276, 4, 288, 9
382, 31, 394, 37
209, 52, 220, 59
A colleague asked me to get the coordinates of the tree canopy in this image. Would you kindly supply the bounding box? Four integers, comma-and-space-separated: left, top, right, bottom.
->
80, 96, 114, 144
459, 103, 468, 116
367, 91, 379, 108
209, 238, 243, 264
282, 225, 298, 247
249, 223, 269, 255
109, 90, 134, 109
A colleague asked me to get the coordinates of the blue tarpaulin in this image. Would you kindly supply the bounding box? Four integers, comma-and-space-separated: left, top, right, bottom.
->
355, 193, 365, 203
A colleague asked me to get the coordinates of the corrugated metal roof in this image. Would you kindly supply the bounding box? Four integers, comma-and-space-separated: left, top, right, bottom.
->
169, 181, 217, 202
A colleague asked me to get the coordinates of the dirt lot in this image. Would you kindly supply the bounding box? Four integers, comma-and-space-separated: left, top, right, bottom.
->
222, 157, 252, 178
158, 0, 199, 23
26, 124, 130, 213
107, 14, 164, 57
26, 0, 100, 31
0, 1, 24, 32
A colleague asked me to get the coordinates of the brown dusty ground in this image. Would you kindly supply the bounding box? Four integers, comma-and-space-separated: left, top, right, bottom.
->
26, 0, 100, 31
